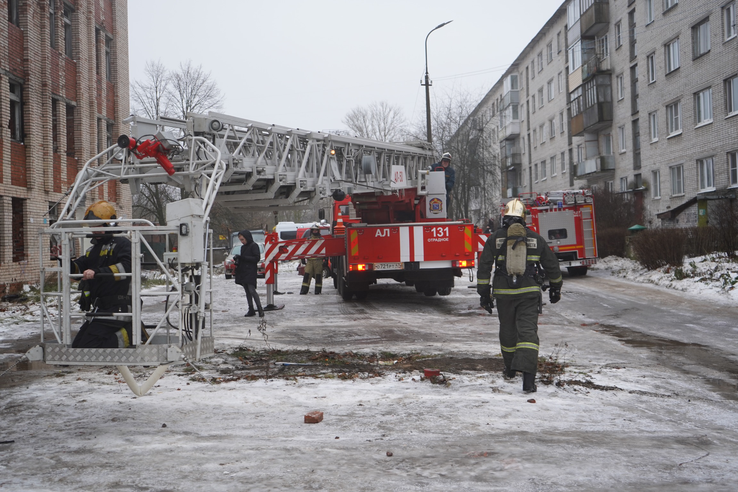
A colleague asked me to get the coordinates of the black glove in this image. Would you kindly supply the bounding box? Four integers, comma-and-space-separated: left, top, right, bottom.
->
233, 254, 241, 265
480, 295, 494, 314
549, 283, 561, 304
476, 283, 491, 298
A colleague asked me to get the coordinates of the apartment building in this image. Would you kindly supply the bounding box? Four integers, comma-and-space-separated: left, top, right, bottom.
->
467, 0, 737, 228
1, 0, 130, 293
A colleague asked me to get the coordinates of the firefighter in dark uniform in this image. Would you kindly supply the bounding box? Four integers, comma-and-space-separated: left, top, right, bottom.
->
476, 198, 563, 393
300, 224, 324, 295
72, 200, 134, 348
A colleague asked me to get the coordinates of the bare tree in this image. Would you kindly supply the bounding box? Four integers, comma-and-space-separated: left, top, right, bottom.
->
343, 101, 407, 141
130, 60, 171, 120
132, 182, 180, 226
167, 61, 224, 119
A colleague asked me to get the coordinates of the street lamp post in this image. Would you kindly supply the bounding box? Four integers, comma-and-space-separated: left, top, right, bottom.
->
422, 20, 453, 145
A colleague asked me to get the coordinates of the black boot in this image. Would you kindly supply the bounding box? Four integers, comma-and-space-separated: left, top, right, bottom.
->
523, 372, 537, 393
258, 307, 264, 318
503, 368, 517, 380
300, 274, 310, 295
244, 310, 256, 317
315, 275, 322, 295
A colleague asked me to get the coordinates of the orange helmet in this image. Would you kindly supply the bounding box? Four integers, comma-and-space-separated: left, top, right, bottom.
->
84, 200, 117, 225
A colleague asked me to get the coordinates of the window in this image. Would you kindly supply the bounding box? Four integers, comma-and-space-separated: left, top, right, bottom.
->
725, 75, 738, 115
577, 144, 584, 164
666, 101, 682, 135
724, 2, 737, 41
646, 0, 655, 24
670, 164, 684, 195
649, 111, 658, 141
697, 157, 715, 190
541, 160, 547, 179
694, 88, 713, 125
549, 118, 556, 138
531, 60, 536, 79
652, 170, 661, 198
559, 111, 565, 133
606, 180, 614, 192
8, 0, 19, 26
9, 82, 23, 142
537, 52, 543, 72
620, 177, 629, 192
692, 18, 711, 58
647, 53, 656, 83
547, 79, 555, 101
618, 125, 626, 152
532, 129, 538, 147
105, 35, 113, 81
547, 42, 553, 63
729, 151, 738, 186
534, 163, 539, 182
558, 71, 564, 93
538, 88, 544, 108
617, 74, 625, 100
522, 136, 526, 153
539, 124, 546, 144
531, 94, 536, 113
603, 134, 613, 155
11, 198, 25, 262
557, 31, 562, 52
664, 0, 678, 10
49, 0, 56, 48
561, 151, 566, 173
568, 0, 580, 26
568, 40, 582, 73
52, 99, 59, 152
597, 34, 610, 58
66, 103, 76, 157
550, 156, 557, 176
665, 38, 680, 73
615, 22, 623, 48
63, 4, 74, 58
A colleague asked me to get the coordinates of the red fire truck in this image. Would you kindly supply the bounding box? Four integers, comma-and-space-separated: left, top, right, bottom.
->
265, 172, 479, 300
518, 190, 598, 276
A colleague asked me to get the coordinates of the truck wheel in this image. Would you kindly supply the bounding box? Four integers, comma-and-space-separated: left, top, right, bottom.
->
423, 288, 437, 297
567, 266, 588, 277
414, 282, 425, 293
437, 286, 452, 296
354, 290, 368, 300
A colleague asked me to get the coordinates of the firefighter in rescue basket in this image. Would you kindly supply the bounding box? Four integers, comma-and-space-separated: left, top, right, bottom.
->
476, 198, 563, 393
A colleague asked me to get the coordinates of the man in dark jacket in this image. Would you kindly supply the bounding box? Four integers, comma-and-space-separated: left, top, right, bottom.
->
430, 152, 455, 212
235, 229, 264, 317
476, 198, 563, 393
72, 201, 134, 348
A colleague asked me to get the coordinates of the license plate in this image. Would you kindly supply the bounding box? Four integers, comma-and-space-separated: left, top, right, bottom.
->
374, 262, 402, 271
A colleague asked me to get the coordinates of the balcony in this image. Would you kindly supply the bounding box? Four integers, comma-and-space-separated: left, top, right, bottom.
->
576, 155, 615, 177
502, 153, 522, 169
582, 55, 611, 82
581, 1, 609, 38
501, 89, 519, 109
583, 102, 613, 132
499, 121, 520, 141
571, 113, 584, 136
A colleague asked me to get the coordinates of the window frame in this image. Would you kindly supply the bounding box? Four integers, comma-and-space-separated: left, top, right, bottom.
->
615, 22, 623, 48
649, 111, 659, 141
729, 150, 738, 187
63, 4, 74, 59
725, 75, 738, 115
694, 88, 713, 126
620, 176, 629, 192
664, 0, 679, 11
670, 164, 684, 196
665, 38, 680, 73
666, 101, 682, 136
646, 0, 655, 24
49, 0, 57, 48
692, 17, 711, 59
697, 156, 715, 191
547, 79, 555, 101
652, 170, 661, 199
9, 81, 24, 142
561, 151, 567, 173
618, 125, 627, 152
647, 52, 656, 83
617, 74, 625, 100
724, 1, 737, 41
8, 0, 19, 26
550, 155, 557, 177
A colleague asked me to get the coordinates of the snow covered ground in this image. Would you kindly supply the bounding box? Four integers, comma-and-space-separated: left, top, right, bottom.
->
1, 255, 738, 491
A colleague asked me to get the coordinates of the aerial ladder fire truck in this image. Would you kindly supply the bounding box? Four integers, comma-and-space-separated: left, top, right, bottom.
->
27, 111, 481, 394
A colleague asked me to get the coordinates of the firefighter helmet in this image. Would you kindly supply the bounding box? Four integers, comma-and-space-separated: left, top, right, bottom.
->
441, 152, 452, 162
310, 223, 320, 233
84, 200, 117, 224
503, 198, 526, 218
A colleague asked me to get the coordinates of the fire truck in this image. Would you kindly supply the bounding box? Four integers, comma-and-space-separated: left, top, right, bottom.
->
517, 190, 598, 276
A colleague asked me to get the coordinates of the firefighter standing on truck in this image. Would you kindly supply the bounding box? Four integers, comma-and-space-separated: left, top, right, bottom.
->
71, 200, 134, 348
300, 224, 323, 295
476, 198, 563, 393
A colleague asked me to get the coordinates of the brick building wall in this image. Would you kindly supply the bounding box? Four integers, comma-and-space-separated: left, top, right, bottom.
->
0, 0, 130, 294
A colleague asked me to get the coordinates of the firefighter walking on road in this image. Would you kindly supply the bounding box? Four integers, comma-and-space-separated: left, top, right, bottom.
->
476, 198, 563, 393
300, 224, 323, 295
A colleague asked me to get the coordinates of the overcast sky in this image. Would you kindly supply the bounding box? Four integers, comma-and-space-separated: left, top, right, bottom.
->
128, 1, 563, 133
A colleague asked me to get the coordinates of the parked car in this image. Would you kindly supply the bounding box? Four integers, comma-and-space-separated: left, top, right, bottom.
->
224, 242, 265, 279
